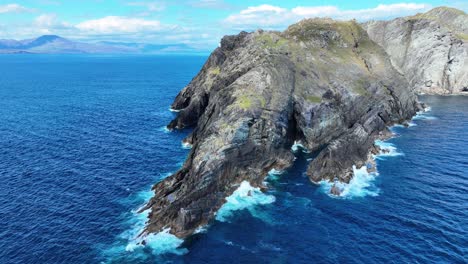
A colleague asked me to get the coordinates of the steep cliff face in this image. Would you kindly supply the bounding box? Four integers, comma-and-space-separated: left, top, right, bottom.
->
364, 7, 468, 94
141, 18, 420, 239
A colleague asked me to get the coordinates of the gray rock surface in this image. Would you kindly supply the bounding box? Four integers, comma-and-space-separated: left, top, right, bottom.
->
141, 18, 420, 239
363, 7, 468, 94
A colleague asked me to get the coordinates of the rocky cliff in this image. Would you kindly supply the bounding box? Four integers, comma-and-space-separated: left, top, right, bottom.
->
364, 7, 468, 94
140, 18, 421, 239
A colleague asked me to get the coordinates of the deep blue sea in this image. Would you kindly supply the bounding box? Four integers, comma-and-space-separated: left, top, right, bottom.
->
0, 55, 467, 264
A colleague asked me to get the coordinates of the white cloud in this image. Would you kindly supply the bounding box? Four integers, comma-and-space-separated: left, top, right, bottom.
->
35, 14, 58, 27
224, 3, 431, 29
76, 16, 163, 34
35, 14, 72, 30
190, 0, 232, 10
240, 4, 286, 14
127, 1, 164, 12
0, 3, 32, 13
224, 4, 290, 28
293, 3, 429, 20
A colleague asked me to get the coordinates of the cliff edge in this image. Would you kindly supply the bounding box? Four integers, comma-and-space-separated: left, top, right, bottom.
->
364, 7, 468, 94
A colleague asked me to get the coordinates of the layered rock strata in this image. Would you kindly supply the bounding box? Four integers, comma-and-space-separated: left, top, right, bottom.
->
364, 7, 468, 94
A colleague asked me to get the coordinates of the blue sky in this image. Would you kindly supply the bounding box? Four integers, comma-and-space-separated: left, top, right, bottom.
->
0, 0, 466, 50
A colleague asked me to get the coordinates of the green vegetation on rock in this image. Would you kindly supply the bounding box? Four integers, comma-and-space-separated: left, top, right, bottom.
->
306, 95, 322, 103
238, 95, 252, 109
285, 18, 364, 47
353, 86, 369, 96
456, 33, 468, 41
209, 66, 220, 75
232, 93, 267, 110
256, 33, 288, 49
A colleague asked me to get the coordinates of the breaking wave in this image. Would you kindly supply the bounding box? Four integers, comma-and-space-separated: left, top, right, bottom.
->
102, 189, 187, 262
291, 141, 310, 153
320, 135, 406, 198
374, 140, 404, 159
216, 181, 275, 222
320, 165, 379, 198
413, 106, 437, 120
265, 168, 284, 182
159, 126, 172, 133
125, 227, 187, 256
181, 141, 192, 149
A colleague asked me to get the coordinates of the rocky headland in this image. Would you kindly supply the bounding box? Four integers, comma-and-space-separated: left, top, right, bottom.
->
139, 15, 430, 239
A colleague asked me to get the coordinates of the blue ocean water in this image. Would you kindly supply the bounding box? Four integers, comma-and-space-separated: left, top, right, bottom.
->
0, 55, 467, 264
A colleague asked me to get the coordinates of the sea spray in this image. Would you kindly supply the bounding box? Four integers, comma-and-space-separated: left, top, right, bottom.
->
291, 141, 310, 153
103, 188, 188, 262
216, 181, 275, 222
374, 140, 404, 159
320, 165, 380, 198
181, 141, 192, 149
413, 106, 437, 120
265, 168, 284, 182
320, 137, 405, 198
125, 228, 187, 256
159, 126, 172, 133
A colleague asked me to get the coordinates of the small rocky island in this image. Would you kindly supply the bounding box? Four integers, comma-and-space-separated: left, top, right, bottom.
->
140, 7, 467, 239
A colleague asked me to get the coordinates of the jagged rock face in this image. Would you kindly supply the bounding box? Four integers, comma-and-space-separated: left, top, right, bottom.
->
364, 7, 468, 94
142, 18, 420, 238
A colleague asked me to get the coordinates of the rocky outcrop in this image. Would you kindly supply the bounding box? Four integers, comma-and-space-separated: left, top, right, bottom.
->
363, 7, 468, 94
141, 18, 421, 239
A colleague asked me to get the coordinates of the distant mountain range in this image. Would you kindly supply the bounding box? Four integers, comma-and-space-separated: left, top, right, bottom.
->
0, 35, 203, 54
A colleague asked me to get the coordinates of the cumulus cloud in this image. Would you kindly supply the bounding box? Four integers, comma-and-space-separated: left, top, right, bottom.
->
0, 3, 32, 13
224, 3, 431, 29
76, 16, 164, 34
224, 4, 290, 28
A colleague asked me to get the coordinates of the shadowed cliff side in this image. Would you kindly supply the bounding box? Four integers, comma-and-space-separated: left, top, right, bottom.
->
141, 18, 421, 238
364, 7, 468, 94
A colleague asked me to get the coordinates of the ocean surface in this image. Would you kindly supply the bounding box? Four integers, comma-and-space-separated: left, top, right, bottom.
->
0, 55, 467, 264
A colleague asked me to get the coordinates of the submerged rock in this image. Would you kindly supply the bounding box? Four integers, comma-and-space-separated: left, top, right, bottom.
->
330, 184, 342, 196
363, 7, 468, 94
142, 18, 420, 238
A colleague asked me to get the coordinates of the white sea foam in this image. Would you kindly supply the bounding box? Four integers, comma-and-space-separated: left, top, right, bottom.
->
121, 205, 187, 256
265, 168, 284, 181
320, 136, 406, 198
216, 181, 275, 222
320, 165, 379, 198
125, 228, 187, 256
169, 108, 181, 113
104, 188, 188, 261
194, 225, 208, 234
413, 106, 436, 120
181, 142, 192, 149
374, 140, 403, 158
291, 141, 310, 153
159, 126, 172, 133
413, 113, 437, 120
